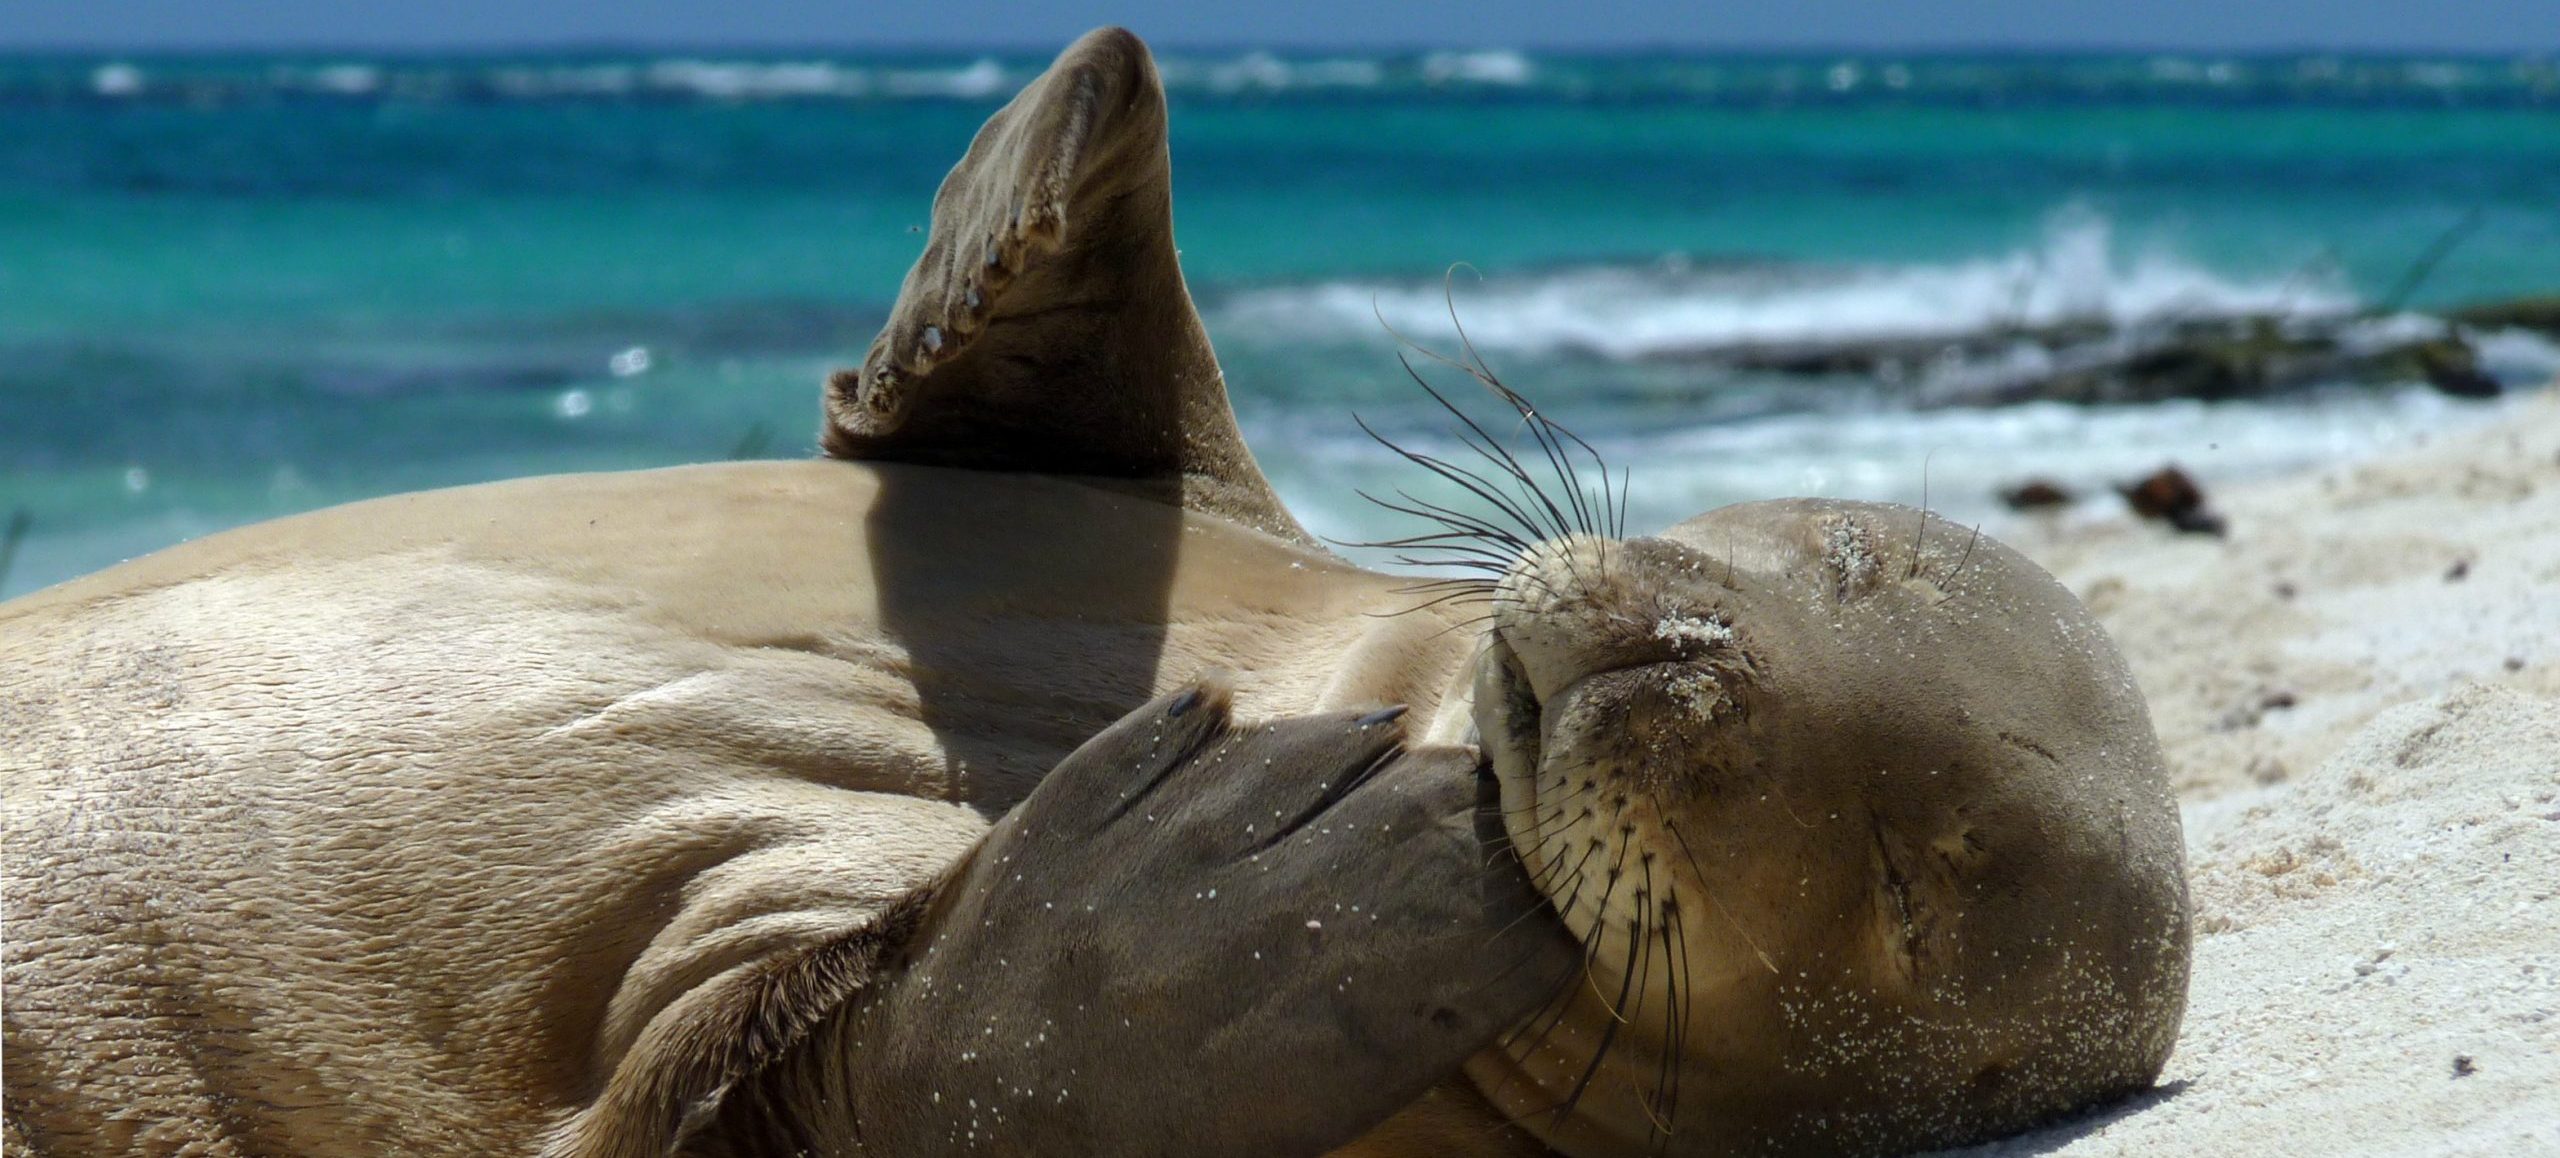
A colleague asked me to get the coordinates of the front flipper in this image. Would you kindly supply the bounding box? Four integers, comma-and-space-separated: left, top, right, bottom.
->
825, 27, 1307, 544
831, 679, 1579, 1156
555, 680, 1578, 1157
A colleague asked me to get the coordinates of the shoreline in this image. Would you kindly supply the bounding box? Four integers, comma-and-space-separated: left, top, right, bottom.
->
2017, 386, 2560, 801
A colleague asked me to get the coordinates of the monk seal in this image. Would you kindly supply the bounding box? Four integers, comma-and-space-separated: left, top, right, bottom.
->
1, 26, 2188, 1158
1456, 508, 2190, 1155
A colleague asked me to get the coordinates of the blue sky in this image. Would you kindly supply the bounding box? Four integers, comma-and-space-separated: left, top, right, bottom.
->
5, 0, 2550, 52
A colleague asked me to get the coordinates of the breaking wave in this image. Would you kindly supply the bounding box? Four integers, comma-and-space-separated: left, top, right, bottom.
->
1211, 212, 2361, 361
1264, 387, 2512, 560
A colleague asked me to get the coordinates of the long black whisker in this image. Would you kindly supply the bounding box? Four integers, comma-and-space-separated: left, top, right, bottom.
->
1355, 489, 1525, 552
1364, 588, 1498, 619
1475, 379, 1593, 541
1355, 478, 1529, 552
1497, 870, 1604, 1057
1615, 463, 1631, 539
1629, 860, 1659, 1030
1521, 823, 1599, 900
1403, 368, 1576, 544
1386, 556, 1512, 573
1360, 529, 1519, 552
1482, 371, 1616, 541
1908, 451, 1935, 578
1483, 378, 1599, 539
1361, 438, 1536, 555
1551, 912, 1645, 1126
1368, 429, 1557, 551
1574, 837, 1634, 1019
1502, 831, 1617, 1053
1658, 897, 1692, 1148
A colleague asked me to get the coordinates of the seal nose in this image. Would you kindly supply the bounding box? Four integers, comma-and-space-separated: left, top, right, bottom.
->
1493, 534, 1743, 706
1491, 536, 1614, 703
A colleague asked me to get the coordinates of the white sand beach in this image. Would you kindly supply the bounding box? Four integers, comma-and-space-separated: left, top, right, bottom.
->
1943, 388, 2560, 1155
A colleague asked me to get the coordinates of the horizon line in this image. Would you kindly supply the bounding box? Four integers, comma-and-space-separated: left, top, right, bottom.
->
4, 39, 2553, 59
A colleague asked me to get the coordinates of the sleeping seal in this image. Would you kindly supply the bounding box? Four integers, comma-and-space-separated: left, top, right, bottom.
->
1, 26, 2188, 1158
1461, 511, 2189, 1156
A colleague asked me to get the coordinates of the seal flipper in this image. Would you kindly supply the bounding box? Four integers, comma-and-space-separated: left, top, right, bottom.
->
824, 27, 1308, 544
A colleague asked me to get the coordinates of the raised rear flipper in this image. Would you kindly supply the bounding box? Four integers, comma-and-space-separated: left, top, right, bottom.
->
825, 27, 1306, 544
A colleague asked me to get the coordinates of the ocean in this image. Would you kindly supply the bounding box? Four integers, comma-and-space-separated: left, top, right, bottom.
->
3, 49, 2556, 595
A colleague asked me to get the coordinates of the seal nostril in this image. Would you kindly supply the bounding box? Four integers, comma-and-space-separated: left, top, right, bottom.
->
1429, 1007, 1460, 1031
1357, 705, 1408, 727
1166, 689, 1201, 717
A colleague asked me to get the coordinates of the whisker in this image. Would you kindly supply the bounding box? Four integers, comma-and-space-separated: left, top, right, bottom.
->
1368, 587, 1498, 616
1615, 465, 1631, 540
1360, 529, 1518, 552
1389, 573, 1501, 590
1482, 382, 1592, 541
1628, 860, 1659, 1030
1657, 897, 1693, 1148
1354, 489, 1526, 553
1936, 522, 1986, 606
1520, 823, 1599, 899
1404, 370, 1576, 544
1908, 450, 1936, 578
1497, 878, 1605, 1061
1552, 911, 1646, 1125
1574, 838, 1636, 1023
1374, 482, 1532, 551
1486, 380, 1603, 540
1662, 815, 1780, 975
1360, 434, 1553, 551
1366, 291, 1629, 564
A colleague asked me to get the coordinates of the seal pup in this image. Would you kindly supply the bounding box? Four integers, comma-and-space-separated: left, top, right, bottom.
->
2, 26, 2188, 1158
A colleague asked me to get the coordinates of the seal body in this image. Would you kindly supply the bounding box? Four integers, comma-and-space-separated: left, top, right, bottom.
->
0, 459, 1485, 1155
2, 25, 2188, 1158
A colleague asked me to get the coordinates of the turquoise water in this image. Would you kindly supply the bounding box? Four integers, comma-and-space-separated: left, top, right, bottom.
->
4, 50, 2557, 593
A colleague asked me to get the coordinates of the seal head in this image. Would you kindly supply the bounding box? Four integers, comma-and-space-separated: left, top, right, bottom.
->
1469, 500, 2191, 1157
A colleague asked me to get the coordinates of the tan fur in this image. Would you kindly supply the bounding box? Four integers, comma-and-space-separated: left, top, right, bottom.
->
3, 26, 2186, 1158
0, 461, 1487, 1155
1467, 503, 2191, 1157
821, 25, 1301, 544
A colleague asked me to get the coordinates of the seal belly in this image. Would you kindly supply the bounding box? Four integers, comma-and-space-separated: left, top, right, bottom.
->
0, 457, 1477, 1155
0, 532, 980, 1153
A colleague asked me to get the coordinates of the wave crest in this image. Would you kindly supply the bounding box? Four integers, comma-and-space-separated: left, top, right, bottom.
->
1213, 212, 2357, 361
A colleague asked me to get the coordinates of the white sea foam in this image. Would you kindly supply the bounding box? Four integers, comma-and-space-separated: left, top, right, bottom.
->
2472, 327, 2560, 382
500, 57, 1011, 100
878, 58, 1008, 99
644, 59, 873, 99
61, 52, 2552, 107
1155, 53, 1389, 94
489, 65, 640, 97
1261, 387, 2512, 564
1214, 212, 2359, 361
90, 62, 144, 97
1419, 50, 1535, 86
310, 64, 382, 95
